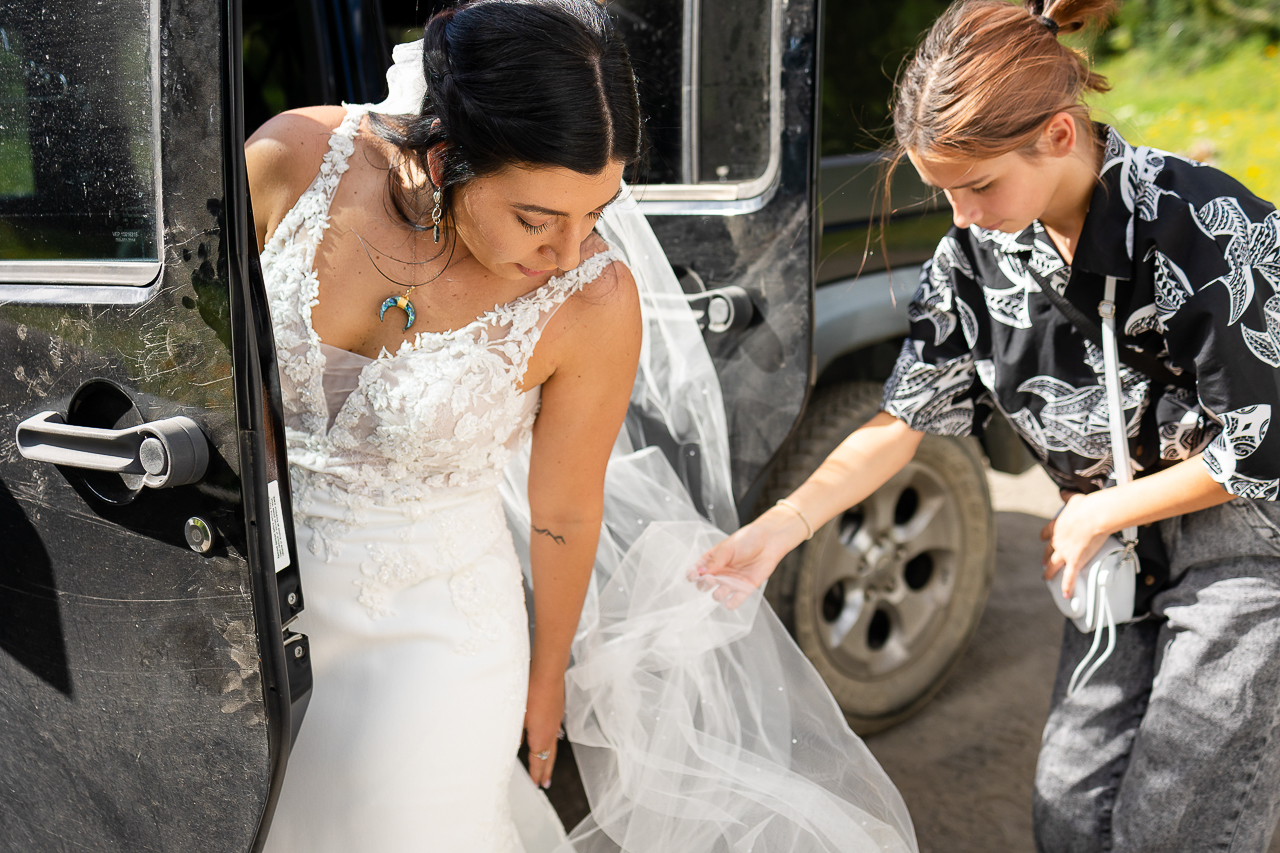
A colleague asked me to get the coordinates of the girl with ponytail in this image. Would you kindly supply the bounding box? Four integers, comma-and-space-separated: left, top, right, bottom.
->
702, 1, 1280, 849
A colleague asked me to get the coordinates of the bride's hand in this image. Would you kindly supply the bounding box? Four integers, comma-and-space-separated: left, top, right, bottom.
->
523, 670, 565, 789
693, 507, 809, 609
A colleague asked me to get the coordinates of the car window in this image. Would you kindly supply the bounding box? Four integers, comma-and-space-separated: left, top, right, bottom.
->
820, 0, 951, 157
613, 0, 779, 204
241, 0, 777, 205
0, 0, 161, 284
817, 0, 953, 281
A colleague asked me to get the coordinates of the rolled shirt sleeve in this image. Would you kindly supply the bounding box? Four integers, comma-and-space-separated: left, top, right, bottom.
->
1158, 194, 1280, 499
882, 234, 993, 436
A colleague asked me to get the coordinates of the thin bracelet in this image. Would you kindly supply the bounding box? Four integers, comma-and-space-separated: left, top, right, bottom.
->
775, 498, 814, 541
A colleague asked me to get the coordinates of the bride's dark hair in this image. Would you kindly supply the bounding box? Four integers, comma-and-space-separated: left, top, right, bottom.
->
371, 0, 643, 233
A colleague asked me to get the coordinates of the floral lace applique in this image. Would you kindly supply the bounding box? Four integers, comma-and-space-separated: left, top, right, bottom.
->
262, 103, 626, 637
263, 105, 368, 440
350, 490, 513, 622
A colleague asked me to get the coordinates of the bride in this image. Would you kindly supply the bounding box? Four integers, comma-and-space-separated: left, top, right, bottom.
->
247, 1, 917, 851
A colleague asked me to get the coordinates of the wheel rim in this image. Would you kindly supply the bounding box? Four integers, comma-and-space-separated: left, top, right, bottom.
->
806, 458, 963, 680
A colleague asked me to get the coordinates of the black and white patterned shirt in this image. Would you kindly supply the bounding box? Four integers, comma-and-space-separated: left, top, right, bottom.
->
883, 126, 1280, 500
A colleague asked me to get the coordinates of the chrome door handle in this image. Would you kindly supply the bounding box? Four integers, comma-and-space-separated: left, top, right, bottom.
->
16, 411, 209, 489
683, 286, 754, 333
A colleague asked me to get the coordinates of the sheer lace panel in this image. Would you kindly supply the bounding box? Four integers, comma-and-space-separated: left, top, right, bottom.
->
319, 343, 371, 431
261, 102, 624, 512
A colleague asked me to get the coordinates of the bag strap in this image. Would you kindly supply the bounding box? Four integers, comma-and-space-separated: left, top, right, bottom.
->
1063, 277, 1137, 697
1039, 279, 1196, 392
1100, 276, 1139, 546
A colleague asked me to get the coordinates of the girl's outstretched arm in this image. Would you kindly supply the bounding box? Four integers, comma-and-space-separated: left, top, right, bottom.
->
697, 412, 924, 605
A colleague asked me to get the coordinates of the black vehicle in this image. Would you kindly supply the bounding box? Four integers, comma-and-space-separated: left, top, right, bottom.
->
1, 0, 302, 850
242, 0, 1034, 732
0, 0, 1029, 849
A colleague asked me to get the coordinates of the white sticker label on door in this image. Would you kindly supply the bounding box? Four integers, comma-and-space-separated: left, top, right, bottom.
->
266, 479, 291, 572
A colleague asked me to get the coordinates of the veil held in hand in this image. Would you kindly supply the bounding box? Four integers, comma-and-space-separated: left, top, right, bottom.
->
369, 39, 918, 853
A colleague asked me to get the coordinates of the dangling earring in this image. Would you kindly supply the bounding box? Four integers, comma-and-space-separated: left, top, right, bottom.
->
431, 188, 443, 244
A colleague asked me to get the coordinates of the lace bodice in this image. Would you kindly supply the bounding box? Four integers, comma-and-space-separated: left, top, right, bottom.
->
261, 104, 623, 507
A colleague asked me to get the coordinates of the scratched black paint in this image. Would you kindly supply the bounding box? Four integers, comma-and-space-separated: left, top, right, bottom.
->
0, 0, 298, 849
645, 0, 820, 509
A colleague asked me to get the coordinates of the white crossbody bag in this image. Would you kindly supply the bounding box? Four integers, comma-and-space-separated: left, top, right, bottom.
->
1044, 276, 1140, 696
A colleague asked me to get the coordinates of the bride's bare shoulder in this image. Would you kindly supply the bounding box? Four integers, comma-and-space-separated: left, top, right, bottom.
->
245, 106, 351, 248
576, 233, 637, 311
551, 234, 640, 361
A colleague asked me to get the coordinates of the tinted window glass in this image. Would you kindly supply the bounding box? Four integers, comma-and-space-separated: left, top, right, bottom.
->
817, 0, 953, 282
610, 0, 684, 185
698, 0, 771, 184
821, 0, 950, 156
612, 0, 772, 187
0, 0, 159, 265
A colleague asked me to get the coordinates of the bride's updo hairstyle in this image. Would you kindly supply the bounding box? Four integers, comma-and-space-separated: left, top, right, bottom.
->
891, 0, 1115, 165
372, 0, 642, 233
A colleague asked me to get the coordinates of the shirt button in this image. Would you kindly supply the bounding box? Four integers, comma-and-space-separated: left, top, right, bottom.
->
1144, 575, 1156, 586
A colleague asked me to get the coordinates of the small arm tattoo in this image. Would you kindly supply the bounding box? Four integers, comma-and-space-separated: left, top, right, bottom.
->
532, 525, 566, 545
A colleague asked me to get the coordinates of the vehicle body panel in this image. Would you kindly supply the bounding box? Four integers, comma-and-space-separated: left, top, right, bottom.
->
0, 0, 301, 849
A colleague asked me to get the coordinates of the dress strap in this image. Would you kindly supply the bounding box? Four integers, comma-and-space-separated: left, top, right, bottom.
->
547, 247, 623, 305
314, 104, 371, 212
494, 246, 625, 380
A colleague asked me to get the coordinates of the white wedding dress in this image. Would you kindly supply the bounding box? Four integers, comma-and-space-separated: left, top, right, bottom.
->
259, 66, 918, 853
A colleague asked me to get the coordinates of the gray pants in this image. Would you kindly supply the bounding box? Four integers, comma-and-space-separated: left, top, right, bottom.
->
1034, 498, 1280, 853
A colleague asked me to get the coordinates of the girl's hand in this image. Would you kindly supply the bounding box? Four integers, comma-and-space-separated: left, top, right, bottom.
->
523, 670, 565, 789
693, 507, 809, 609
1041, 490, 1113, 598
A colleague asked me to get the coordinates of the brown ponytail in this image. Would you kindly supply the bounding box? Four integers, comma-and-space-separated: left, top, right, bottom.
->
891, 0, 1115, 163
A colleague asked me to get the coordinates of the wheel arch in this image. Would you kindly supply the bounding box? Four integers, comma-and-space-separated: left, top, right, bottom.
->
813, 267, 918, 383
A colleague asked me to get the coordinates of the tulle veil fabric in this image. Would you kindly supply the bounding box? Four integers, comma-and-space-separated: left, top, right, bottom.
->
373, 39, 918, 853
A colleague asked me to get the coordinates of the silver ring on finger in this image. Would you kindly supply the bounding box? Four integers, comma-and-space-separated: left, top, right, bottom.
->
534, 749, 551, 761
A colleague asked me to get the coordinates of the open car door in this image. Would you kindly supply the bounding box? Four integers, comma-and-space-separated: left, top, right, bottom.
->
0, 0, 306, 850
611, 0, 820, 510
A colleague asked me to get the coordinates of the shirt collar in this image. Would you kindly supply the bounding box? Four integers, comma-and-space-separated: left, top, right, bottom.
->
1067, 124, 1132, 280
969, 220, 1070, 287
969, 125, 1132, 280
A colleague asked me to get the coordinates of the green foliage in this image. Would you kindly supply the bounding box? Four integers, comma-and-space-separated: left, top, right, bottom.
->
1090, 37, 1280, 203
1104, 0, 1280, 66
818, 0, 1280, 206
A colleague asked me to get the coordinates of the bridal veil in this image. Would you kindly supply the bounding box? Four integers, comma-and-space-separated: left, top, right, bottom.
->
373, 38, 918, 853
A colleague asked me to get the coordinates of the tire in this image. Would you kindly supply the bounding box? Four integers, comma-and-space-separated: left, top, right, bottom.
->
761, 381, 996, 734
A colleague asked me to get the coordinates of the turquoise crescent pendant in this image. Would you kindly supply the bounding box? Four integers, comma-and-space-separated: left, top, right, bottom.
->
379, 294, 416, 331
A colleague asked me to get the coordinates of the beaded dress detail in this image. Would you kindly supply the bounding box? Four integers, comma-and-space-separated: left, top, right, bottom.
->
259, 104, 618, 853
